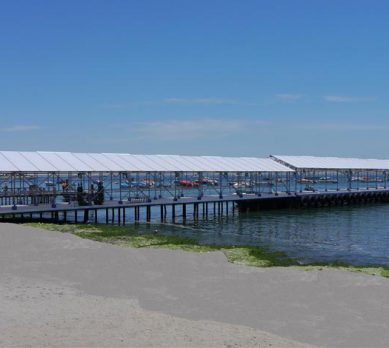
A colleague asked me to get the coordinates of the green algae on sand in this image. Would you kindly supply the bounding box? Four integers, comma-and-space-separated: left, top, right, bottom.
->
26, 223, 389, 277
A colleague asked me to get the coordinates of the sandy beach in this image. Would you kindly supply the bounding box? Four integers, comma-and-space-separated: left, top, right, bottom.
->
1, 223, 389, 347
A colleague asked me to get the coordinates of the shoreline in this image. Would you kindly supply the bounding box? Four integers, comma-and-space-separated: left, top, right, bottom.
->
26, 222, 389, 278
2, 222, 389, 347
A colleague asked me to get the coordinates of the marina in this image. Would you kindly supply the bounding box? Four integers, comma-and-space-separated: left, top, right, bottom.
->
1, 151, 389, 224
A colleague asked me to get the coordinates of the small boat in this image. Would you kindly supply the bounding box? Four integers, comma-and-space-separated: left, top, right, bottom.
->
318, 177, 338, 184
179, 180, 199, 187
232, 182, 253, 189
299, 178, 315, 184
143, 179, 155, 188
359, 176, 379, 183
194, 177, 219, 186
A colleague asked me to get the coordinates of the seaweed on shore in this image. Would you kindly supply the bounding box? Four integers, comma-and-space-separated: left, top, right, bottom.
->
25, 222, 389, 278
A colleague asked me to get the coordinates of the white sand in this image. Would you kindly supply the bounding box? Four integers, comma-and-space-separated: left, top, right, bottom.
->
1, 276, 311, 348
1, 223, 389, 347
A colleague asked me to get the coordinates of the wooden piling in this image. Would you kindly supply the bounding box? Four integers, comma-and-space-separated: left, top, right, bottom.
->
146, 206, 151, 222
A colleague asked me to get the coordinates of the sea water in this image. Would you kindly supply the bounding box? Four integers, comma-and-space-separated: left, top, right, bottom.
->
134, 203, 389, 267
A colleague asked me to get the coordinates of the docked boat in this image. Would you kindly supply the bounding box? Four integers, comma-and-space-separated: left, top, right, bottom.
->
298, 178, 315, 184
179, 180, 199, 187
318, 177, 338, 184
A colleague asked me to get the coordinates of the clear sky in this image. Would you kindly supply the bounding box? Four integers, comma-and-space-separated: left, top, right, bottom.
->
0, 0, 388, 158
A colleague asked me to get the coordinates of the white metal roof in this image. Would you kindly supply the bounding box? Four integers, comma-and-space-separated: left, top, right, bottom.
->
0, 151, 292, 172
272, 155, 389, 170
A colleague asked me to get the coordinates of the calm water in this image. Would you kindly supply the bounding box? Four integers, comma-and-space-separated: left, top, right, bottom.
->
135, 204, 389, 267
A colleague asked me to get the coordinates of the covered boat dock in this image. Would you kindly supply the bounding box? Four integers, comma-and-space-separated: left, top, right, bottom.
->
0, 151, 389, 223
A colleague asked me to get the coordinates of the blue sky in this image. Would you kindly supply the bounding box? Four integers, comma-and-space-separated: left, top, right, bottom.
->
0, 0, 388, 158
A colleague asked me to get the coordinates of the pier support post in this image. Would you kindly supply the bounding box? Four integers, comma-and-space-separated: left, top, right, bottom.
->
182, 204, 186, 222
83, 209, 89, 224
146, 206, 151, 222
135, 207, 139, 221
194, 203, 199, 219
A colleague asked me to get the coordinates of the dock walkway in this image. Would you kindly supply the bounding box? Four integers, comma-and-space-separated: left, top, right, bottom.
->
2, 187, 389, 224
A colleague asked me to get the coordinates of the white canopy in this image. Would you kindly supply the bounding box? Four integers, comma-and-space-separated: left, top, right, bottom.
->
272, 155, 389, 171
0, 151, 292, 173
